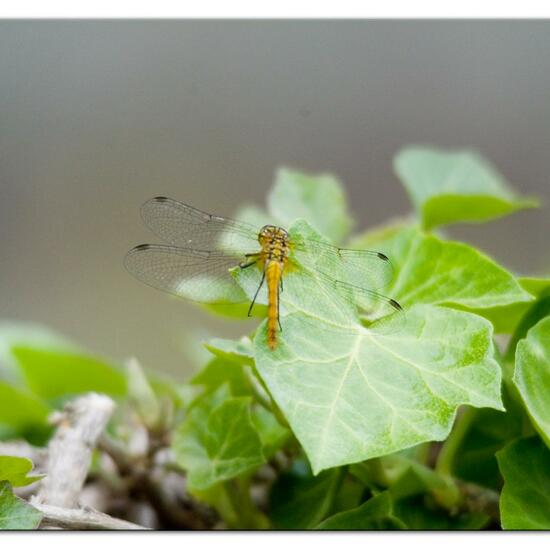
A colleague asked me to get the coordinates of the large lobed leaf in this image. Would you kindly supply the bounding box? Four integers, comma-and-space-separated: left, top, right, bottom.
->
351, 225, 533, 313
229, 219, 506, 473
394, 146, 538, 230
497, 437, 550, 529
254, 302, 502, 473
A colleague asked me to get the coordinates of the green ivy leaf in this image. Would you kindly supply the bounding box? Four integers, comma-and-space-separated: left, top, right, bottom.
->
268, 168, 353, 243
505, 286, 550, 361
250, 406, 290, 458
13, 347, 127, 405
254, 299, 502, 473
190, 357, 253, 398
316, 491, 405, 529
394, 146, 538, 230
0, 481, 42, 529
447, 397, 524, 491
0, 321, 78, 385
204, 337, 255, 367
172, 386, 265, 490
353, 225, 533, 313
242, 223, 504, 473
0, 456, 43, 487
497, 436, 550, 529
0, 382, 51, 439
269, 461, 342, 529
513, 317, 550, 447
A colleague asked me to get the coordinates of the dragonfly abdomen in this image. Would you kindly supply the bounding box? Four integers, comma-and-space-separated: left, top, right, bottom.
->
265, 260, 283, 350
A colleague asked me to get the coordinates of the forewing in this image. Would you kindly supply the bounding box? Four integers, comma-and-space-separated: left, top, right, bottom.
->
124, 244, 256, 304
140, 197, 260, 252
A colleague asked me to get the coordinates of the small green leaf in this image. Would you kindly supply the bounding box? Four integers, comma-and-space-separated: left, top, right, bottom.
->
0, 321, 77, 384
268, 168, 352, 243
251, 406, 291, 458
172, 387, 265, 490
520, 277, 550, 297
354, 225, 533, 312
506, 288, 550, 361
269, 461, 342, 529
316, 491, 405, 529
394, 146, 538, 229
0, 481, 42, 529
190, 357, 253, 397
0, 456, 43, 487
205, 337, 255, 366
447, 398, 524, 491
514, 317, 550, 447
445, 278, 549, 337
13, 347, 127, 404
0, 382, 51, 437
497, 436, 550, 529
126, 358, 160, 428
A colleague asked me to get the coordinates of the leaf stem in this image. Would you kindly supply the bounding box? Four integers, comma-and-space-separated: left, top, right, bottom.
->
435, 407, 477, 477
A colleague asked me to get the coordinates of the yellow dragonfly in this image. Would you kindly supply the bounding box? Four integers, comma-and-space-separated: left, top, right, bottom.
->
125, 197, 403, 350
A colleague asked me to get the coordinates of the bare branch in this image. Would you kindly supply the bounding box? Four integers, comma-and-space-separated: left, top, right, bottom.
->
30, 499, 149, 530
37, 393, 115, 508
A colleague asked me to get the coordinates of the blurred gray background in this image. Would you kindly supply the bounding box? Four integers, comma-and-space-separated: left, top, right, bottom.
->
1, 20, 549, 376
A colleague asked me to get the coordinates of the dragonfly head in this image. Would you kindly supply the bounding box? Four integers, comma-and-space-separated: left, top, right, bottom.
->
258, 225, 290, 247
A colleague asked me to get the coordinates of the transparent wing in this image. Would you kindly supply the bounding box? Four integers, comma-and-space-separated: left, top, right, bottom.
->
313, 269, 403, 321
124, 244, 259, 304
140, 197, 260, 252
292, 237, 395, 292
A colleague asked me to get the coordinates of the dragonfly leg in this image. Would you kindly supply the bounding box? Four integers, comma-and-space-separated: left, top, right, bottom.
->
248, 268, 266, 317
240, 253, 260, 269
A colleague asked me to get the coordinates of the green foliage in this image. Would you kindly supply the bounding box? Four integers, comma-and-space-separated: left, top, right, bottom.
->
172, 386, 266, 491
13, 347, 126, 406
352, 225, 533, 312
269, 461, 342, 528
1, 145, 548, 530
513, 317, 550, 447
0, 481, 42, 530
255, 303, 502, 473
394, 146, 538, 230
497, 437, 550, 529
0, 382, 51, 441
0, 456, 43, 487
316, 491, 405, 529
268, 168, 352, 243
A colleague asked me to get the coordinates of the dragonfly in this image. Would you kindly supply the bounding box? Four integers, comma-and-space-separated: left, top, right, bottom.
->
125, 197, 403, 350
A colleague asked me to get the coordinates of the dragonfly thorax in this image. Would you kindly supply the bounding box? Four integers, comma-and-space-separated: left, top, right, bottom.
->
258, 225, 291, 262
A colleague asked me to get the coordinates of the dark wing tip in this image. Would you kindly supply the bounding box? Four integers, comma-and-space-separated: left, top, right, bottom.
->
389, 298, 403, 311
152, 196, 170, 202
377, 252, 389, 261
132, 243, 152, 252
